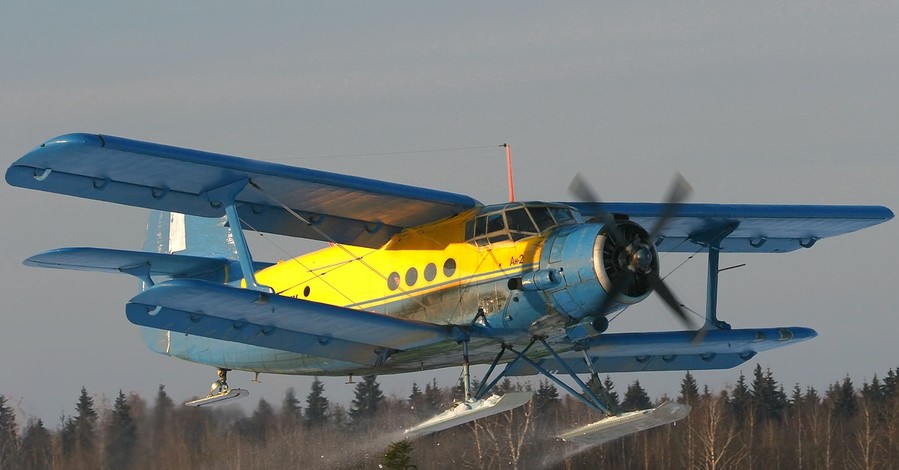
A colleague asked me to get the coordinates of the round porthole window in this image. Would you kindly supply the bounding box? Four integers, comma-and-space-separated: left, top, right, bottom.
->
387, 272, 401, 291
405, 267, 418, 286
424, 263, 437, 282
443, 258, 456, 277
303, 286, 311, 297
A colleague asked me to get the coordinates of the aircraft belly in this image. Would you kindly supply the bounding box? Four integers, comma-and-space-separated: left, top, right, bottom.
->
140, 327, 539, 377
137, 274, 554, 375
156, 331, 362, 375
152, 333, 454, 376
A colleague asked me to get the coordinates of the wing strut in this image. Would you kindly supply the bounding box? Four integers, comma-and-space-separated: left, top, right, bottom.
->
406, 336, 693, 444
509, 339, 612, 415
200, 179, 271, 293
692, 222, 738, 330
495, 339, 692, 446
473, 338, 612, 415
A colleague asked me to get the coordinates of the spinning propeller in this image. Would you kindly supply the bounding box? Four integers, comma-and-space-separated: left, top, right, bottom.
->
569, 173, 696, 330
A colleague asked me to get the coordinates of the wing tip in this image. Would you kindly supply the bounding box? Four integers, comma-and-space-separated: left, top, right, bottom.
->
41, 133, 106, 149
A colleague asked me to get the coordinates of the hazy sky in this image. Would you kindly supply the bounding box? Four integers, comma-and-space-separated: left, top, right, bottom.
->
2, 1, 897, 425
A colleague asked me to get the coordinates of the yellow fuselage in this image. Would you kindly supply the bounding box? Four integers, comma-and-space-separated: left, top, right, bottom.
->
254, 208, 543, 328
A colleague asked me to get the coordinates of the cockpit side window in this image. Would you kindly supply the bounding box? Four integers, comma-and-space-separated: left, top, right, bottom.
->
467, 203, 580, 247
469, 211, 510, 246
486, 213, 505, 233
528, 206, 555, 232
550, 207, 575, 225
505, 208, 537, 233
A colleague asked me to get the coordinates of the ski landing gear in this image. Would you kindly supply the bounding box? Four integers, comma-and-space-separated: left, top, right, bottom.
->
405, 339, 533, 437
405, 336, 691, 446
185, 368, 249, 407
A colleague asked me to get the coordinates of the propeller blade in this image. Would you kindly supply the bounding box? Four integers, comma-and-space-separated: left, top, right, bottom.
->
647, 173, 692, 242
596, 270, 635, 317
691, 326, 709, 345
571, 172, 697, 333
646, 271, 695, 330
568, 173, 627, 246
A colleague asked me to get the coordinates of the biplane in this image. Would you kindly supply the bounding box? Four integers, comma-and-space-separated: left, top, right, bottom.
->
6, 133, 892, 444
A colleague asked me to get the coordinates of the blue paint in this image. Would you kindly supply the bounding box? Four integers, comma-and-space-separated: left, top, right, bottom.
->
6, 133, 481, 248
6, 134, 893, 383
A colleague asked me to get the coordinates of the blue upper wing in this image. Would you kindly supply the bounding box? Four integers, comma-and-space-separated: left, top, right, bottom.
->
7, 134, 891, 252
6, 134, 481, 248
570, 202, 893, 253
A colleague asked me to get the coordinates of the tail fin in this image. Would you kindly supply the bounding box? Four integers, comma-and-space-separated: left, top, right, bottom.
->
143, 211, 238, 259
140, 211, 237, 355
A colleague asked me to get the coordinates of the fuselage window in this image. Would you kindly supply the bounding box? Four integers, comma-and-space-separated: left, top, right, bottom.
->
387, 272, 401, 291
405, 267, 418, 287
443, 258, 456, 277
424, 263, 437, 282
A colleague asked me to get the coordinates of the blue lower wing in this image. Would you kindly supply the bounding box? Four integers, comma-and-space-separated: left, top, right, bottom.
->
126, 280, 457, 366
505, 327, 816, 375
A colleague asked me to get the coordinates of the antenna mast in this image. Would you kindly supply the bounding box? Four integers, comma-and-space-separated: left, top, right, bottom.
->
502, 143, 515, 202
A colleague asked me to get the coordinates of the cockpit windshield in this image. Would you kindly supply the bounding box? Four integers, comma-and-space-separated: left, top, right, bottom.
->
466, 202, 580, 246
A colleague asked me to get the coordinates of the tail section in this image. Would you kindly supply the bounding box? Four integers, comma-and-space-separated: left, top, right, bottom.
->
140, 211, 238, 355
143, 211, 238, 260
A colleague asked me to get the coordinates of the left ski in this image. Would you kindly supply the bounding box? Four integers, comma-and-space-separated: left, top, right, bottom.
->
405, 392, 533, 437
558, 401, 690, 446
185, 388, 249, 407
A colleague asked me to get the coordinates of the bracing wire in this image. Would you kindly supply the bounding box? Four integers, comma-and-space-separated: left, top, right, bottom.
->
609, 242, 704, 325
276, 144, 500, 161
239, 218, 360, 307
247, 179, 430, 311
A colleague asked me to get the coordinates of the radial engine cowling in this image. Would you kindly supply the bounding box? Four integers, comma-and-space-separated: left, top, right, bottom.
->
528, 221, 658, 321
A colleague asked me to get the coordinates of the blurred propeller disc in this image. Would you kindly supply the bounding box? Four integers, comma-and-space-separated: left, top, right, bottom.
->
568, 173, 696, 330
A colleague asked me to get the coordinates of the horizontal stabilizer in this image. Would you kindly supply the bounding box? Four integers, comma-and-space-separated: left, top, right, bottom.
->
25, 247, 272, 283
558, 401, 691, 446
405, 392, 533, 438
126, 279, 456, 366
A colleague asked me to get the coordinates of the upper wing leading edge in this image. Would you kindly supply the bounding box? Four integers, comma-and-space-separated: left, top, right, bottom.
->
6, 134, 481, 248
570, 202, 893, 253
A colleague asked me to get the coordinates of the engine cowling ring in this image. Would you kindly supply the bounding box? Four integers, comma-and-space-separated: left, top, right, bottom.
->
534, 221, 656, 322
593, 221, 656, 304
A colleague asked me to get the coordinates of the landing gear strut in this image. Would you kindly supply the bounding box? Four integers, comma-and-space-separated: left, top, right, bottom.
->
406, 336, 690, 445
405, 338, 533, 437
185, 368, 249, 407
209, 368, 231, 397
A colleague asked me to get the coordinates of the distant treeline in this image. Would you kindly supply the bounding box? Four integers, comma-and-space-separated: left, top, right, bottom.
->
2, 364, 899, 469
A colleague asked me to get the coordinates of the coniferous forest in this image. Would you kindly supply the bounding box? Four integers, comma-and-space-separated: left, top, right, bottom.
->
2, 364, 899, 469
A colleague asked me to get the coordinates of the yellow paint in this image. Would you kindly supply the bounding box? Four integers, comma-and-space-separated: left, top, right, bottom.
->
254, 209, 545, 321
